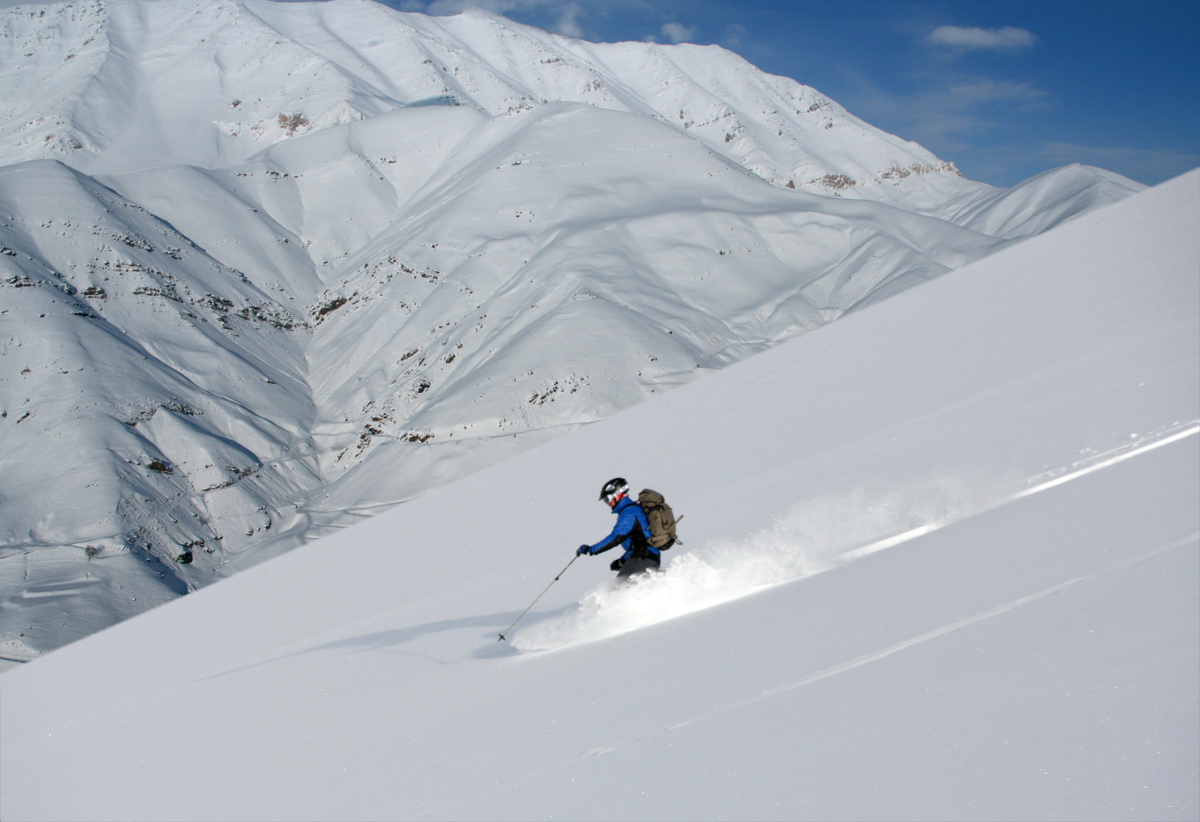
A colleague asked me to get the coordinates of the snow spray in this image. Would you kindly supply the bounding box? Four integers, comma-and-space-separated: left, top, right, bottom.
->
511, 476, 990, 651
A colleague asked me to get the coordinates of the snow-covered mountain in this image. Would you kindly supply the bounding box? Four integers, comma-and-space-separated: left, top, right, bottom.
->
2, 0, 961, 187
2, 168, 1194, 821
0, 0, 1144, 659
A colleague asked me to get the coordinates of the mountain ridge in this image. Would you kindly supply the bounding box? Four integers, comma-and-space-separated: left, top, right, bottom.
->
4, 0, 958, 190
0, 0, 1144, 658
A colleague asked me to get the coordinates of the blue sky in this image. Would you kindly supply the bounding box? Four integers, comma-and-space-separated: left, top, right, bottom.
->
383, 0, 1200, 188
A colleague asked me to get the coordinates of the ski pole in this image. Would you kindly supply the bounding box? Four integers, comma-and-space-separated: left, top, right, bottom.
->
498, 554, 579, 641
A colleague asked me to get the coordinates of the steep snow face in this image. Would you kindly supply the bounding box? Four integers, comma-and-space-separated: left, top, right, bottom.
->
1, 170, 1194, 822
289, 103, 1011, 518
2, 0, 381, 172
0, 161, 320, 600
0, 0, 1146, 657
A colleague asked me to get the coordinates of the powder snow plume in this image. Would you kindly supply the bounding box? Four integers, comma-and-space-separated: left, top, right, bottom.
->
512, 477, 993, 650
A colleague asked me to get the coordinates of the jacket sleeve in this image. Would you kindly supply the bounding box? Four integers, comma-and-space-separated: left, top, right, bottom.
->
589, 507, 637, 555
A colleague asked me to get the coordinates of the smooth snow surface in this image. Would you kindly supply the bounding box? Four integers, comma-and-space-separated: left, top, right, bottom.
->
0, 0, 1147, 657
2, 167, 1195, 821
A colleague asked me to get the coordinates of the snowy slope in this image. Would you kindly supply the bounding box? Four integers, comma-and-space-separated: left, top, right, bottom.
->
1, 0, 954, 190
1, 167, 1194, 820
0, 0, 1138, 221
0, 0, 1147, 659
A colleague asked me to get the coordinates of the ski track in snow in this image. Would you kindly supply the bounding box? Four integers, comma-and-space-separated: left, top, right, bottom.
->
512, 422, 1200, 652
495, 529, 1200, 806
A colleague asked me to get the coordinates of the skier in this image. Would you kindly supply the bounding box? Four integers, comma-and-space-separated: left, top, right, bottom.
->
576, 477, 661, 579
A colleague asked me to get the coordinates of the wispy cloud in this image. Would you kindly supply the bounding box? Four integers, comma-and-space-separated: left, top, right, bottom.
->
720, 22, 747, 50
553, 2, 584, 37
926, 25, 1036, 51
660, 21, 695, 44
424, 0, 506, 14
941, 78, 1050, 111
718, 22, 770, 59
844, 67, 1052, 153
832, 20, 1051, 165
421, 0, 589, 37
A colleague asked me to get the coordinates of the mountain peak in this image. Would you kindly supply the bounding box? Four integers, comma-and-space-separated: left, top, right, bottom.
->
3, 0, 958, 193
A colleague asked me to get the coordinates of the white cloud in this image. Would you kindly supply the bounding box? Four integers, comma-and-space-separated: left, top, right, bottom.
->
554, 2, 584, 38
721, 22, 747, 50
943, 78, 1050, 110
661, 21, 696, 44
421, 0, 586, 37
425, 0, 534, 16
839, 66, 1053, 159
926, 25, 1036, 51
425, 0, 496, 13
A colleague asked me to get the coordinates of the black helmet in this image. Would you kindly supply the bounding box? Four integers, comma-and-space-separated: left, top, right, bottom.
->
599, 477, 629, 504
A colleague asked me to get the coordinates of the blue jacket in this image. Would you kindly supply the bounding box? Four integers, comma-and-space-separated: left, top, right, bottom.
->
587, 497, 655, 563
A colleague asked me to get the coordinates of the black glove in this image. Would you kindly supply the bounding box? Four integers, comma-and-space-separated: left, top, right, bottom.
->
577, 544, 591, 556
610, 558, 625, 572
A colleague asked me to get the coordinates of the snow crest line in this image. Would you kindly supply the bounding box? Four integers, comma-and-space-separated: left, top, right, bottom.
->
742, 530, 1199, 707
1010, 423, 1200, 500
840, 422, 1200, 564
491, 530, 1199, 808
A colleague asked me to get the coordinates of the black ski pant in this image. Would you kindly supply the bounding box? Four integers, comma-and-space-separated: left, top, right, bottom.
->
616, 554, 660, 580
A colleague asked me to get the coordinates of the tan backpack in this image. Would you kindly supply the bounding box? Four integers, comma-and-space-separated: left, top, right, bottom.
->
637, 489, 681, 549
